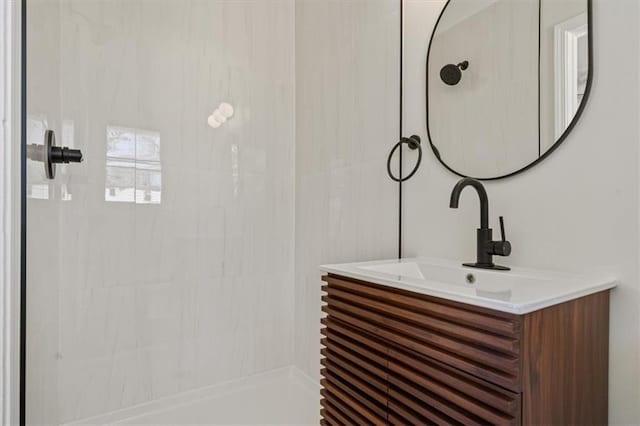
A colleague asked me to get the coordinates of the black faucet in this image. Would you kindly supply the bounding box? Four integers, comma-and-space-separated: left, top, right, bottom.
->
449, 178, 511, 271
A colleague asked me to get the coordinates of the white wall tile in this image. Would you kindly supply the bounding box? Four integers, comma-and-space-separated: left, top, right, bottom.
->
27, 0, 295, 423
294, 0, 400, 380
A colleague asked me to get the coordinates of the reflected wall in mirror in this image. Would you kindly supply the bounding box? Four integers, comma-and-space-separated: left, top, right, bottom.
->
426, 0, 591, 179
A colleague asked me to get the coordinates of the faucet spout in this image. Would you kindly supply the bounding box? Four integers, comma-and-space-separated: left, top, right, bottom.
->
449, 177, 489, 229
449, 177, 511, 270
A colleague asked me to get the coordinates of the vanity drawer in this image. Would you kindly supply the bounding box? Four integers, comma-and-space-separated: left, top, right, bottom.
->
320, 316, 389, 425
386, 342, 521, 425
322, 274, 522, 392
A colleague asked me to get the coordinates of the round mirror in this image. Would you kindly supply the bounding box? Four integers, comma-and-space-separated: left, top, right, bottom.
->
426, 0, 592, 180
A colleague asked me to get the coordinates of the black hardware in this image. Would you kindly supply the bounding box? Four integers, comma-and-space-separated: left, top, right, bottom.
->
50, 145, 83, 165
449, 178, 511, 271
387, 135, 422, 182
492, 216, 512, 257
19, 0, 26, 422
28, 130, 83, 179
399, 0, 405, 259
440, 60, 468, 86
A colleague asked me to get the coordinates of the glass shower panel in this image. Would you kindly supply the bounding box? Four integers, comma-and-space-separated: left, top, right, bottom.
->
25, 0, 295, 423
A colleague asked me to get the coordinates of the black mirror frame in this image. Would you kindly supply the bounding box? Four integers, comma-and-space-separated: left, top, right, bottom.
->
425, 0, 593, 181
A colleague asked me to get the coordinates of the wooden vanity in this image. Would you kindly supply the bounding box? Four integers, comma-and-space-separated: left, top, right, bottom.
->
320, 273, 611, 425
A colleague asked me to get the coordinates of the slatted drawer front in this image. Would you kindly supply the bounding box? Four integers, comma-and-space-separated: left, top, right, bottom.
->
320, 315, 389, 426
386, 343, 521, 425
321, 274, 524, 425
322, 274, 522, 392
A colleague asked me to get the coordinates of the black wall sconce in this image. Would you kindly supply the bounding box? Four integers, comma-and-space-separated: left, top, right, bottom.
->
440, 60, 469, 86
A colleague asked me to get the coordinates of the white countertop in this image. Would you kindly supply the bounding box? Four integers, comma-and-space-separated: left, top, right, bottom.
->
319, 257, 617, 314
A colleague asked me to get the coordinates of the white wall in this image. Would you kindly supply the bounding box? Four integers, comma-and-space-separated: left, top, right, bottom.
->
26, 0, 295, 423
294, 0, 400, 381
403, 0, 640, 423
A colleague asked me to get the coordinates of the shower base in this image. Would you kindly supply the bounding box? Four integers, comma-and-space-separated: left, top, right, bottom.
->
64, 367, 319, 425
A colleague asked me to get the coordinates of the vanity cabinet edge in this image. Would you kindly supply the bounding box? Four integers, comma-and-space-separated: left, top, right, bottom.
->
521, 289, 610, 425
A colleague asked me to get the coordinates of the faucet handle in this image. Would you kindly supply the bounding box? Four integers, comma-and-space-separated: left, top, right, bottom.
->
491, 216, 511, 257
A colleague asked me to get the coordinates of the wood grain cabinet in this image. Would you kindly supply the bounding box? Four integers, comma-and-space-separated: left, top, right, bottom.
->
320, 274, 610, 426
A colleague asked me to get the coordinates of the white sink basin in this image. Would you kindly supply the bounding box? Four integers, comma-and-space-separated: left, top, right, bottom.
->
358, 260, 549, 289
319, 257, 616, 314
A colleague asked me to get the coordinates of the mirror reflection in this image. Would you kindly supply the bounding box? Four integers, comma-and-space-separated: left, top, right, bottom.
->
426, 0, 591, 179
105, 126, 162, 204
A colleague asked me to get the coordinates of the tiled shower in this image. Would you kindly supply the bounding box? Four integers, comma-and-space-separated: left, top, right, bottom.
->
24, 0, 399, 423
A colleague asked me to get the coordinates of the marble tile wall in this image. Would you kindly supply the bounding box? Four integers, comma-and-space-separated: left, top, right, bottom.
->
25, 1, 62, 423
27, 0, 295, 423
294, 0, 400, 381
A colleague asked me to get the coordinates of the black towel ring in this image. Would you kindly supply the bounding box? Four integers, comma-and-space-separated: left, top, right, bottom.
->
387, 135, 422, 182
